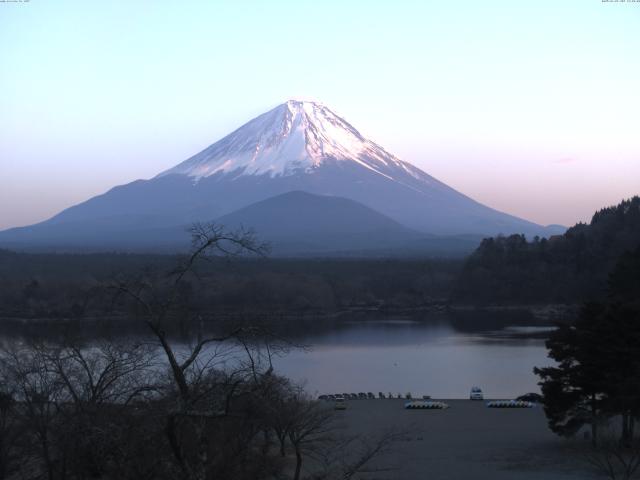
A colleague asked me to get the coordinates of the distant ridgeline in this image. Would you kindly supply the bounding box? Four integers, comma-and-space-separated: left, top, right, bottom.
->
454, 196, 640, 304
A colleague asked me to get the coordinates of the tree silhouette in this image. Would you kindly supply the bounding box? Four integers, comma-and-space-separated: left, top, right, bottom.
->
535, 247, 640, 445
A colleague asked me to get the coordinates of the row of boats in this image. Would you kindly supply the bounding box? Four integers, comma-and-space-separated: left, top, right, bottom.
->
404, 399, 536, 409
319, 392, 431, 401
320, 387, 543, 410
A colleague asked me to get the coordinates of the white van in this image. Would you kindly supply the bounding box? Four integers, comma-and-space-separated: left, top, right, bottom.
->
469, 386, 484, 400
334, 395, 347, 410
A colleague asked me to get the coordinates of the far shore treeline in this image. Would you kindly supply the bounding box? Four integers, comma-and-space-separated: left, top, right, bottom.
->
0, 196, 638, 323
0, 254, 461, 321
454, 196, 640, 304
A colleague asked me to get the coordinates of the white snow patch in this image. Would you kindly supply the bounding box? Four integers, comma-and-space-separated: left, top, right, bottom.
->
157, 100, 431, 188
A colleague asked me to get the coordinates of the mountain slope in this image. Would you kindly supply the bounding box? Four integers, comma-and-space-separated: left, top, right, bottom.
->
0, 100, 563, 253
216, 191, 423, 254
0, 191, 481, 256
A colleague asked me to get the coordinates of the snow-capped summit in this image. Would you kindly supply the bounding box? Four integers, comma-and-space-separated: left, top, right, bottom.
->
158, 100, 427, 184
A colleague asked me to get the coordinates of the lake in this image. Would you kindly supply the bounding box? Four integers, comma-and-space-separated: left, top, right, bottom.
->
0, 311, 556, 400
271, 316, 554, 399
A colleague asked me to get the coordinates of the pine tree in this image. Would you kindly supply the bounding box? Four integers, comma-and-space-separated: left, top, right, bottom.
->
535, 247, 640, 444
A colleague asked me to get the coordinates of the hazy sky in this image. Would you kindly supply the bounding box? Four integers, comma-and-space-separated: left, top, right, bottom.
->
1, 0, 639, 230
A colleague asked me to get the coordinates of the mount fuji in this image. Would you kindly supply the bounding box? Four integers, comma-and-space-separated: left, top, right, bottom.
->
0, 100, 563, 254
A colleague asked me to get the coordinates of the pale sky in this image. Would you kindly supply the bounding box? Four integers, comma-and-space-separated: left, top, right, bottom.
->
1, 0, 639, 230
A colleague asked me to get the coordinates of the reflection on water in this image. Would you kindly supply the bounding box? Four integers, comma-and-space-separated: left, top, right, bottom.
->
272, 318, 553, 399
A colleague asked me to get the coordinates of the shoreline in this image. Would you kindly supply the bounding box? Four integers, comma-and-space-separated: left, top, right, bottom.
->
0, 302, 577, 324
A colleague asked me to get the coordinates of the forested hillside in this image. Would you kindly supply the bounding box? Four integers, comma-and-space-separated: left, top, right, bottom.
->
454, 197, 640, 304
0, 251, 461, 319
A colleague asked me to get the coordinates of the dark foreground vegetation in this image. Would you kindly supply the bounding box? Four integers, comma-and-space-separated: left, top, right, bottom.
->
0, 339, 400, 480
0, 224, 401, 480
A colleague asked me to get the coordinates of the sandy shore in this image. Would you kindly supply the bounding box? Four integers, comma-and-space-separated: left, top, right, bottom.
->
334, 399, 598, 480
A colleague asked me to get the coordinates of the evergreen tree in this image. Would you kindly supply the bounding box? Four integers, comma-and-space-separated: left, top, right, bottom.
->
534, 302, 610, 444
456, 196, 640, 303
535, 247, 640, 444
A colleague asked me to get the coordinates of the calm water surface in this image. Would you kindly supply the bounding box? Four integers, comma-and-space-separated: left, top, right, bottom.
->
271, 319, 553, 399
0, 313, 554, 400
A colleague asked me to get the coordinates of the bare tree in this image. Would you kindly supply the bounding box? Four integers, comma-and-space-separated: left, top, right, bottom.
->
277, 392, 403, 480
286, 396, 337, 480
111, 223, 267, 407
2, 344, 66, 480
0, 222, 399, 480
584, 426, 640, 480
0, 338, 160, 480
313, 428, 403, 480
42, 339, 158, 407
0, 387, 20, 480
265, 377, 298, 458
108, 223, 283, 480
